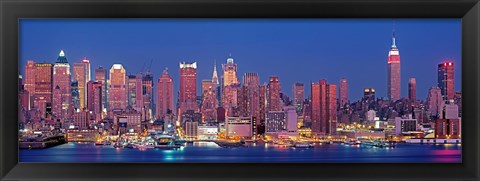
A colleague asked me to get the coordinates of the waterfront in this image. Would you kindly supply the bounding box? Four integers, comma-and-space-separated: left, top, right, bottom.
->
19, 142, 461, 163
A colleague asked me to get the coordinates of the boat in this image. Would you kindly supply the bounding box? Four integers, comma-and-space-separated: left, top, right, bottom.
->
293, 142, 313, 148
133, 143, 155, 149
344, 138, 361, 145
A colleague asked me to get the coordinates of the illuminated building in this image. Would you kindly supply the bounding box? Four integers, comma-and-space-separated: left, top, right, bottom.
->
438, 61, 455, 100
292, 83, 305, 112
109, 64, 127, 111
94, 66, 108, 111
127, 75, 137, 108
222, 55, 239, 87
141, 71, 154, 121
444, 101, 459, 119
201, 83, 218, 122
24, 60, 36, 110
185, 121, 199, 140
222, 85, 238, 116
197, 125, 218, 140
266, 111, 286, 133
363, 88, 376, 102
156, 68, 174, 120
258, 84, 267, 128
87, 81, 102, 123
71, 81, 80, 110
339, 78, 348, 108
226, 117, 252, 139
243, 72, 260, 120
211, 62, 221, 107
34, 63, 53, 118
387, 31, 401, 101
113, 107, 142, 133
73, 109, 90, 129
52, 50, 72, 119
394, 117, 417, 135
179, 62, 199, 114
408, 78, 417, 101
427, 86, 444, 119
311, 79, 337, 135
267, 76, 282, 111
73, 57, 90, 109
285, 106, 297, 133
435, 118, 460, 139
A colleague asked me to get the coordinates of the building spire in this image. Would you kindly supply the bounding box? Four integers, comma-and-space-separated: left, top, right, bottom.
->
212, 60, 219, 85
56, 50, 68, 63
392, 21, 397, 48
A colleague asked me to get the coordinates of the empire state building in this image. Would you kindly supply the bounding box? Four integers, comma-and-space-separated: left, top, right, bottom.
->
387, 31, 401, 101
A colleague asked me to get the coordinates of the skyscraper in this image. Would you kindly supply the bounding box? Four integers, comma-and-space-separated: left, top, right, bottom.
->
387, 31, 401, 101
73, 58, 91, 109
311, 79, 337, 135
222, 56, 239, 87
34, 63, 53, 118
438, 61, 455, 100
243, 73, 260, 120
142, 71, 154, 121
267, 76, 282, 112
24, 60, 36, 110
109, 64, 127, 111
339, 78, 348, 108
292, 83, 305, 112
408, 78, 417, 101
427, 86, 444, 119
156, 68, 174, 120
87, 81, 102, 123
94, 66, 108, 113
127, 74, 137, 107
211, 61, 221, 106
179, 62, 198, 113
52, 50, 72, 119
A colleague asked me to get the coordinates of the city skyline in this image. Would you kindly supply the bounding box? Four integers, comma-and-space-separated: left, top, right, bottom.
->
20, 19, 461, 101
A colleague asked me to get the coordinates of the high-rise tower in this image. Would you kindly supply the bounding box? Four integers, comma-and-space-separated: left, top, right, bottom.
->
387, 31, 401, 101
222, 55, 239, 87
52, 50, 72, 119
156, 68, 174, 120
438, 61, 455, 100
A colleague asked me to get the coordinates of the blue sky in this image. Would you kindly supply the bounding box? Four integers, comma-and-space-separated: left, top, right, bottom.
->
20, 19, 461, 101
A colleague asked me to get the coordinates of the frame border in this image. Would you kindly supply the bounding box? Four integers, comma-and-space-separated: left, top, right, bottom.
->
1, 0, 479, 180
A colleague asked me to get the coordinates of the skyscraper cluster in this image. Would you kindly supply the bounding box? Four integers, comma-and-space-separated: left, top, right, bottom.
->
18, 30, 460, 139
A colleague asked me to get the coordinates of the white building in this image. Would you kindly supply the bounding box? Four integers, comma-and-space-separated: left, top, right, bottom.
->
285, 106, 298, 132
266, 111, 286, 133
366, 110, 376, 122
197, 125, 218, 140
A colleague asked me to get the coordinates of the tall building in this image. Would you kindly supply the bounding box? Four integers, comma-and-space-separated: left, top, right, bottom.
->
387, 31, 401, 101
292, 83, 305, 111
201, 79, 214, 98
408, 78, 417, 101
126, 75, 137, 108
427, 86, 444, 119
243, 73, 260, 120
267, 76, 282, 112
179, 62, 199, 113
134, 73, 144, 112
363, 88, 376, 102
141, 71, 154, 121
34, 63, 53, 118
73, 58, 91, 109
156, 68, 174, 120
24, 60, 36, 110
258, 84, 267, 129
222, 56, 239, 87
94, 66, 108, 113
109, 64, 127, 111
438, 61, 455, 100
87, 81, 102, 123
71, 81, 80, 110
339, 78, 348, 108
52, 50, 72, 119
211, 62, 221, 106
73, 109, 90, 130
266, 111, 286, 133
311, 79, 337, 135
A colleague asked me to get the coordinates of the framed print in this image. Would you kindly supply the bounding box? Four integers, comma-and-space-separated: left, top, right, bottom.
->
1, 0, 479, 181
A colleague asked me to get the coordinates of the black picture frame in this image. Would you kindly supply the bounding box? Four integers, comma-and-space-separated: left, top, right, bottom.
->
1, 0, 479, 180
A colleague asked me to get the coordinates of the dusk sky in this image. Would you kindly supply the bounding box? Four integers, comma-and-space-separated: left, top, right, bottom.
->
19, 19, 461, 101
